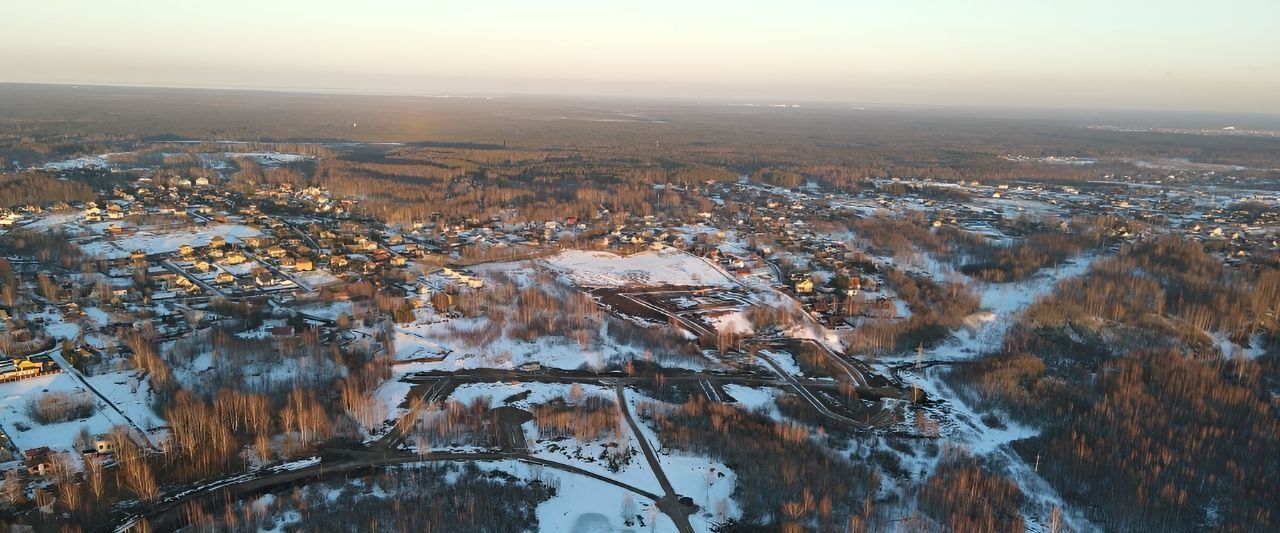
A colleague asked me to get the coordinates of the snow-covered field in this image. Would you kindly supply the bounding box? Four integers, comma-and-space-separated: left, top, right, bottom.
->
79, 224, 262, 259
83, 371, 163, 435
40, 152, 128, 171
496, 383, 664, 496
0, 371, 153, 454
545, 249, 737, 287
448, 382, 607, 409
474, 459, 681, 533
225, 152, 311, 165
390, 313, 703, 371
365, 379, 742, 531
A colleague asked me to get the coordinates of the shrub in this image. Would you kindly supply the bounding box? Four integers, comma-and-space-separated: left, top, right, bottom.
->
26, 391, 97, 424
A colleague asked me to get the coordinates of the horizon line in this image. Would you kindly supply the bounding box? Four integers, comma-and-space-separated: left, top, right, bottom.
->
3, 80, 1278, 121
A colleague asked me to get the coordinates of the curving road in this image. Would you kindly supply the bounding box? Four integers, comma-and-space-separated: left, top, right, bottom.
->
114, 447, 678, 533
753, 349, 866, 427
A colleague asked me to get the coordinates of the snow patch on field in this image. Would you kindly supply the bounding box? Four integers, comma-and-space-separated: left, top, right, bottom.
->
709, 311, 753, 335
83, 371, 163, 434
391, 314, 706, 371
529, 429, 662, 496
370, 379, 414, 434
721, 384, 782, 419
759, 349, 802, 376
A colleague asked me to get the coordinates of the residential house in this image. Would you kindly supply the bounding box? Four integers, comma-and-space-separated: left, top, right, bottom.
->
24, 447, 54, 477
224, 251, 247, 265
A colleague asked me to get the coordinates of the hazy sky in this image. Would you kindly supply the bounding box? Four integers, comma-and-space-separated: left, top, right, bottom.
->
4, 0, 1278, 113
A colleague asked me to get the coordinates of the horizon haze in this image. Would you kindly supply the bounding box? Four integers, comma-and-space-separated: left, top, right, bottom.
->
3, 0, 1279, 114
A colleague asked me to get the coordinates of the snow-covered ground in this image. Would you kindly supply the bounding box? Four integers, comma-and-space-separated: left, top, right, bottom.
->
721, 384, 783, 420
895, 253, 1099, 365
875, 254, 1105, 532
528, 423, 662, 497
1215, 331, 1269, 360
709, 310, 752, 335
225, 152, 311, 165
83, 371, 163, 435
500, 383, 663, 496
758, 349, 802, 376
23, 211, 82, 230
290, 269, 340, 290
291, 301, 353, 321
40, 152, 131, 171
390, 312, 705, 372
78, 224, 261, 259
495, 382, 601, 404
4, 310, 166, 456
545, 249, 738, 288
356, 378, 736, 531
622, 388, 742, 528
0, 371, 148, 454
474, 459, 681, 533
901, 361, 1092, 532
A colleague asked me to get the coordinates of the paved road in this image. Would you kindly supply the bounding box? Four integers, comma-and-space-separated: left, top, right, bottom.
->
240, 248, 313, 292
697, 379, 725, 402
615, 383, 695, 533
403, 367, 782, 386
399, 368, 892, 426
160, 260, 224, 297
102, 353, 896, 532
759, 337, 870, 387
115, 446, 676, 533
617, 291, 716, 338
754, 349, 866, 427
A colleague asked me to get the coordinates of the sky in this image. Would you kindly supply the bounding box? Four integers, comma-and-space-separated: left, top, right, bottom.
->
3, 0, 1279, 113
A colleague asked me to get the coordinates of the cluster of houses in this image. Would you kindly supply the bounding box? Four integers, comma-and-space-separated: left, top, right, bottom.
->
22, 436, 115, 479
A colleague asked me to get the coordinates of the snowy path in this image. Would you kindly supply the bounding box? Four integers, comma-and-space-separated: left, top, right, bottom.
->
883, 253, 1099, 367
876, 254, 1104, 532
